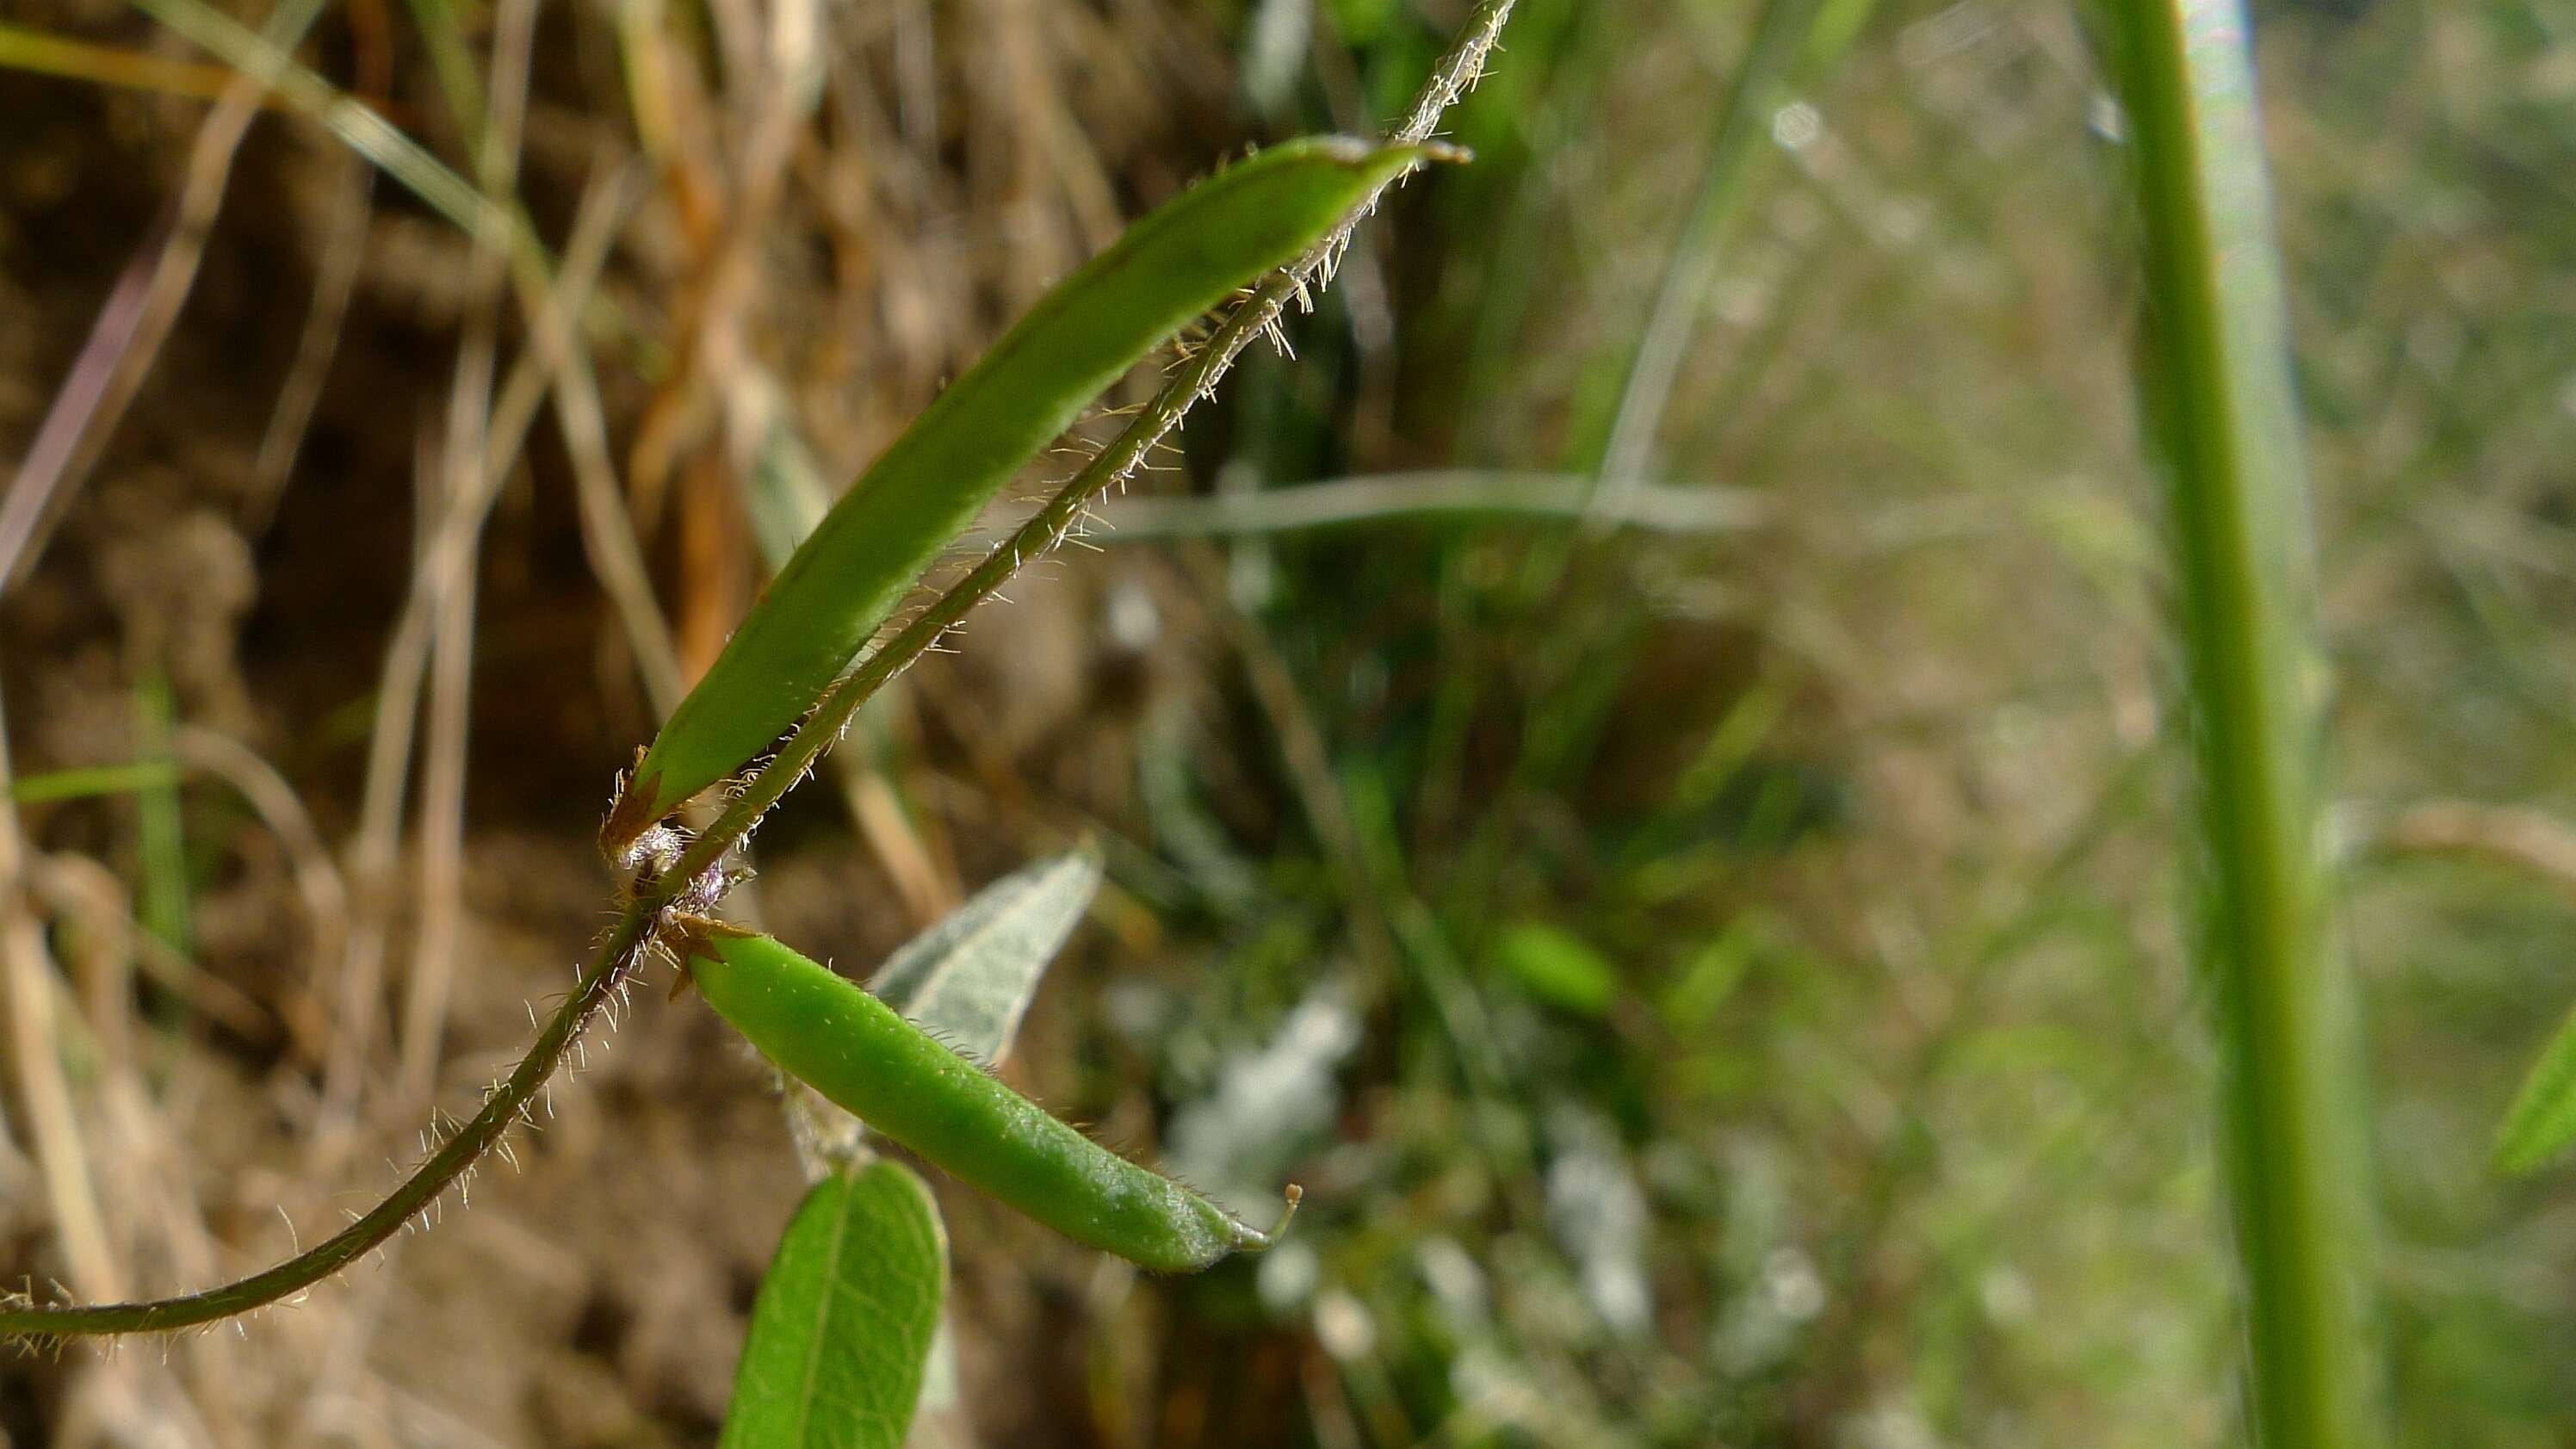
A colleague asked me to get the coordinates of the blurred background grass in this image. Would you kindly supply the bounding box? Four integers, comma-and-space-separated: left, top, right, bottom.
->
1, 0, 2573, 1444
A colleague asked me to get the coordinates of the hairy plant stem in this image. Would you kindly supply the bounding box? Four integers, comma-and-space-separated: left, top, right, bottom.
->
1, 0, 1515, 1342
0, 902, 656, 1339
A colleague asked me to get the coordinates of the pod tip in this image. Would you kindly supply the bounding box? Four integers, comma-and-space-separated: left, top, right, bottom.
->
1253, 1183, 1302, 1248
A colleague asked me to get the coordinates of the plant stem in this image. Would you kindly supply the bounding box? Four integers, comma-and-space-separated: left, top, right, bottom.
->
0, 901, 656, 1338
2110, 2, 2381, 1444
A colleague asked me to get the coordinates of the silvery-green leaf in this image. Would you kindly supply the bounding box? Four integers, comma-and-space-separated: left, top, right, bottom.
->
870, 845, 1104, 1065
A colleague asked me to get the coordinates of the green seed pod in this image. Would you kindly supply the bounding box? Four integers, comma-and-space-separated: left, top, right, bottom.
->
606, 138, 1431, 854
678, 920, 1289, 1273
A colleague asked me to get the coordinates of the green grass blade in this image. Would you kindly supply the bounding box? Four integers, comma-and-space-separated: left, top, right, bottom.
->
1584, 0, 1872, 500
1093, 470, 1762, 538
394, 0, 489, 157
2495, 998, 2576, 1173
131, 0, 487, 234
720, 1159, 948, 1449
2108, 2, 2382, 1445
7, 760, 183, 804
0, 20, 259, 103
610, 137, 1434, 847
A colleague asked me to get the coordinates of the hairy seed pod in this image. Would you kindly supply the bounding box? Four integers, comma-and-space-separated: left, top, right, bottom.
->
677, 920, 1289, 1273
604, 138, 1434, 854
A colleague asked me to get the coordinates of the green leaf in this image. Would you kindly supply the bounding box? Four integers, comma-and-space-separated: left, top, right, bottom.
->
2496, 999, 2576, 1173
608, 137, 1434, 851
721, 1158, 948, 1449
1493, 922, 1618, 1017
870, 845, 1104, 1066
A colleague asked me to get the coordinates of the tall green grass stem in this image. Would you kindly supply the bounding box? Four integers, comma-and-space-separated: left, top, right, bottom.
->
2111, 2, 2381, 1444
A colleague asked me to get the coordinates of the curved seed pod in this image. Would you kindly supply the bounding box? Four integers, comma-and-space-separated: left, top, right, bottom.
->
678, 920, 1291, 1273
606, 138, 1432, 854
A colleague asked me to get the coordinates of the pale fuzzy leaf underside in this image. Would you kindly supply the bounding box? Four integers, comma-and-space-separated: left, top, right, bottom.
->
870, 845, 1104, 1065
721, 1159, 948, 1449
